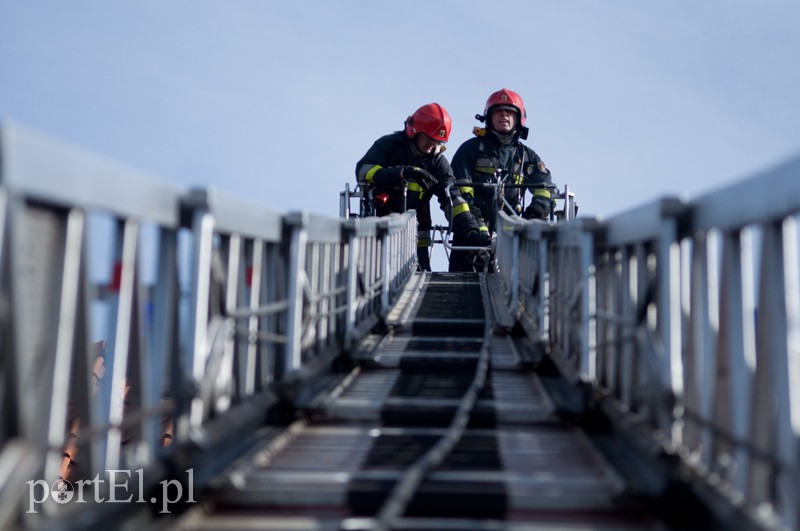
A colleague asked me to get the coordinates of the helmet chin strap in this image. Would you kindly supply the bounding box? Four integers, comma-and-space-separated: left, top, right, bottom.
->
409, 138, 424, 157
409, 136, 444, 157
490, 128, 518, 145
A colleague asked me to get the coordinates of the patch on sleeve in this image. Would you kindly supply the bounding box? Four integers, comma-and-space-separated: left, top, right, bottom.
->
537, 160, 548, 173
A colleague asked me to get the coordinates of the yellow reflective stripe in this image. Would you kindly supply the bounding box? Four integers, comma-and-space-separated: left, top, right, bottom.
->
514, 174, 523, 184
417, 230, 431, 247
534, 189, 551, 199
459, 186, 474, 196
475, 167, 494, 174
472, 126, 487, 137
407, 182, 424, 192
452, 202, 470, 217
364, 165, 382, 183
479, 226, 489, 233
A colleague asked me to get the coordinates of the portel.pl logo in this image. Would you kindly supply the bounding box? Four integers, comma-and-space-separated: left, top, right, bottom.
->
27, 469, 195, 515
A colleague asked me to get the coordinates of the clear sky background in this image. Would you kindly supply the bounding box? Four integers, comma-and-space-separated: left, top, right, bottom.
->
2, 1, 800, 267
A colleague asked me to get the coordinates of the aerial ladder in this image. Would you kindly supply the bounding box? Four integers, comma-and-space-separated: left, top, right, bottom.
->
1, 121, 799, 531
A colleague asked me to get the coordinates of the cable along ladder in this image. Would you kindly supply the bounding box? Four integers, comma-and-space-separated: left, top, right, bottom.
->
171, 271, 658, 531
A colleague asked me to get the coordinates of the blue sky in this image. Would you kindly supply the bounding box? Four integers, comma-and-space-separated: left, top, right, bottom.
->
2, 1, 800, 226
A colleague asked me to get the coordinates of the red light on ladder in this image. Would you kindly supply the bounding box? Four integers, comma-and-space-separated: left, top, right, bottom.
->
109, 262, 123, 291
374, 193, 390, 207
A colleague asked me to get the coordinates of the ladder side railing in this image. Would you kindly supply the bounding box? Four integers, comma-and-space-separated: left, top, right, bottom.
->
0, 121, 185, 527
677, 154, 800, 531
0, 121, 417, 529
498, 153, 800, 531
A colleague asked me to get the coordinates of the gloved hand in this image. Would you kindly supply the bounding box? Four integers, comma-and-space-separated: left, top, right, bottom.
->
454, 228, 491, 247
405, 167, 437, 191
465, 229, 491, 246
523, 199, 550, 220
373, 166, 405, 189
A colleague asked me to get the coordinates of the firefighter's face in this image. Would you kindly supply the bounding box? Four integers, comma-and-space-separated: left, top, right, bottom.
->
491, 107, 517, 134
414, 133, 440, 155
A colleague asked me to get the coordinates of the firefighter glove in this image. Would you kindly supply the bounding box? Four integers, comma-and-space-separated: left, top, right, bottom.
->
373, 166, 405, 189
523, 199, 550, 220
464, 229, 492, 247
406, 167, 437, 191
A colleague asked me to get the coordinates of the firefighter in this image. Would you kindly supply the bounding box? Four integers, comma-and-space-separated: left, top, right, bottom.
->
356, 102, 489, 271
449, 88, 557, 272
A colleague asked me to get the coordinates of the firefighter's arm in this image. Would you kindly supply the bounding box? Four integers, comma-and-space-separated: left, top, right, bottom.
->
356, 137, 405, 188
359, 164, 436, 191
522, 152, 554, 220
449, 143, 476, 208
445, 165, 490, 245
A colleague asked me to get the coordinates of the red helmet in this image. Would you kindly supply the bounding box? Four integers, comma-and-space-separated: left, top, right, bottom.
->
483, 88, 527, 128
405, 103, 451, 143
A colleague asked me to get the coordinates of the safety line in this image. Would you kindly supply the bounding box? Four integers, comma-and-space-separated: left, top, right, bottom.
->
355, 276, 494, 531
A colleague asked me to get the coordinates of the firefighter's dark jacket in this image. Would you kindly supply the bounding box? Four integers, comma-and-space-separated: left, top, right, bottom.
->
450, 130, 555, 232
355, 131, 480, 237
